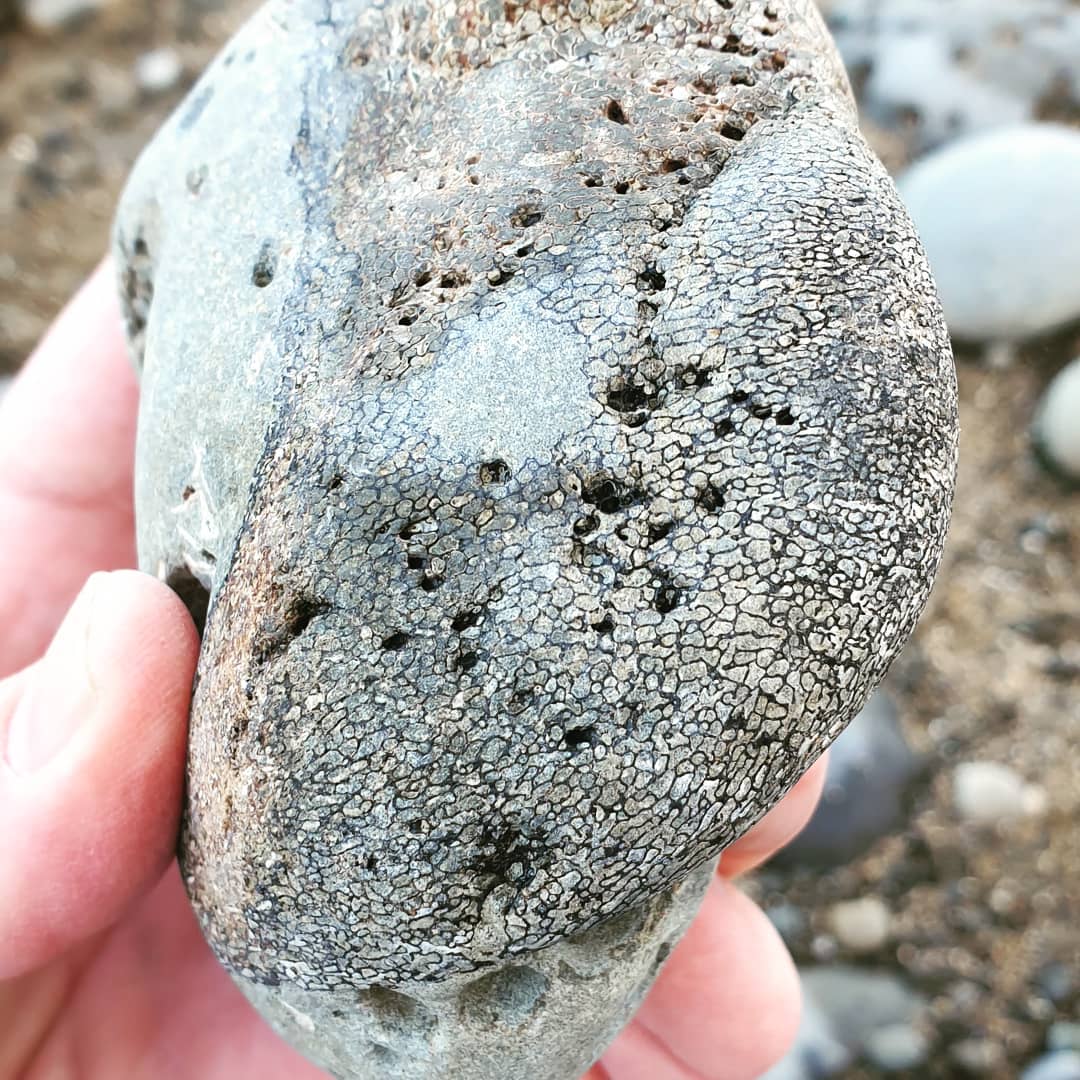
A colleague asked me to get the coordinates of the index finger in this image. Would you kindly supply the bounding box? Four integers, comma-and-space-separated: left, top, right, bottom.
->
0, 262, 139, 675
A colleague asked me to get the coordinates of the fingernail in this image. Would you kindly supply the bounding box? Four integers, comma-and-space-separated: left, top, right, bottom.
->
5, 574, 103, 775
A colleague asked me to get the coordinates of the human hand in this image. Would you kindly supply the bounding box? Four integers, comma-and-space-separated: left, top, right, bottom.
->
0, 264, 826, 1080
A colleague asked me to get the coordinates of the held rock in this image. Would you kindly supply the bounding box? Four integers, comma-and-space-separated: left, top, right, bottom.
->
116, 0, 958, 1075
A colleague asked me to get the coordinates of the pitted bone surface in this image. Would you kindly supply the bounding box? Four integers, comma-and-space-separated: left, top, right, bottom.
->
116, 0, 957, 1000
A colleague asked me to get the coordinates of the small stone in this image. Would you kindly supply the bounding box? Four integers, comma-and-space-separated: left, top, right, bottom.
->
1023, 1052, 1080, 1080
778, 690, 919, 867
865, 1023, 930, 1072
952, 761, 1046, 825
1036, 962, 1077, 1006
827, 896, 891, 954
760, 995, 853, 1080
18, 0, 104, 32
952, 1037, 1007, 1074
766, 903, 807, 948
1048, 1024, 1080, 1054
135, 48, 184, 96
898, 125, 1080, 341
1034, 358, 1080, 482
803, 966, 925, 1053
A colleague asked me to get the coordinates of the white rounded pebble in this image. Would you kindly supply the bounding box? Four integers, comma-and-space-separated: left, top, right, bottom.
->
135, 48, 184, 95
1022, 1051, 1080, 1080
18, 0, 103, 30
898, 125, 1080, 342
952, 761, 1046, 825
1034, 358, 1080, 481
866, 1023, 930, 1072
828, 896, 892, 954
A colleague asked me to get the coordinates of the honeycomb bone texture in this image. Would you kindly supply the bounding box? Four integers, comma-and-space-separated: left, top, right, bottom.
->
116, 0, 957, 1074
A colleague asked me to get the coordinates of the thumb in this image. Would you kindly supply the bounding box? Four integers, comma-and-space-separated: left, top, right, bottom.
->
0, 570, 198, 979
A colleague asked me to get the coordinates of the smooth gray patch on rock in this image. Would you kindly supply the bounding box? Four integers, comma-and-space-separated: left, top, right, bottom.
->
117, 0, 957, 1075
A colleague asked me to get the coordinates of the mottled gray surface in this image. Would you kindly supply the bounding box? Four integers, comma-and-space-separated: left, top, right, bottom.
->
117, 0, 957, 1074
243, 860, 713, 1080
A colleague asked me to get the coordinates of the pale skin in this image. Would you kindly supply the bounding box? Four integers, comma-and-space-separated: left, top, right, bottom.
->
0, 264, 827, 1080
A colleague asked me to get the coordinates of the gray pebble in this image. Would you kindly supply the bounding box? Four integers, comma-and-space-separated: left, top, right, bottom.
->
1034, 358, 1080, 482
827, 896, 891, 954
18, 0, 104, 31
952, 761, 1045, 825
827, 0, 1080, 155
865, 1023, 930, 1072
1049, 1024, 1080, 1055
899, 124, 1080, 341
777, 690, 919, 867
1023, 1052, 1080, 1080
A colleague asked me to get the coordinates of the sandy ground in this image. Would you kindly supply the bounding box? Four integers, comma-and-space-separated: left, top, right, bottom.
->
1, 1, 1078, 1077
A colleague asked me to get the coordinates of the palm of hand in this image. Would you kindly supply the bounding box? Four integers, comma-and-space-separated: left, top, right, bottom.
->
0, 267, 824, 1080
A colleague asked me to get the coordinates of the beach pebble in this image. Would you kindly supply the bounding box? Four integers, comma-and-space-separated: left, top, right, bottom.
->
778, 690, 919, 867
899, 125, 1080, 341
1049, 1025, 1080, 1054
952, 761, 1046, 825
865, 1023, 930, 1072
135, 48, 184, 96
1034, 358, 1080, 482
1023, 1052, 1080, 1080
827, 1, 1080, 156
18, 0, 105, 31
760, 996, 853, 1080
828, 896, 892, 954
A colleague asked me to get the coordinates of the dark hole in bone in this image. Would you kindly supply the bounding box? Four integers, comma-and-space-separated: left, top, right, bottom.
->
583, 175, 603, 187
381, 631, 409, 650
582, 475, 646, 515
716, 417, 735, 436
591, 615, 615, 635
457, 650, 479, 672
730, 388, 750, 403
166, 566, 210, 637
284, 594, 328, 639
648, 520, 673, 544
510, 205, 543, 228
327, 472, 344, 491
451, 608, 482, 631
654, 576, 680, 614
613, 180, 630, 194
775, 406, 797, 426
661, 157, 688, 173
730, 69, 755, 86
573, 514, 600, 537
605, 378, 661, 414
721, 123, 746, 141
605, 99, 628, 124
679, 364, 711, 388
181, 485, 195, 500
697, 482, 725, 512
398, 312, 417, 326
439, 270, 468, 289
515, 244, 533, 257
420, 574, 443, 592
251, 243, 275, 287
750, 402, 772, 419
414, 269, 432, 287
636, 266, 666, 292
563, 724, 596, 751
488, 267, 515, 287
478, 459, 511, 485
407, 554, 427, 570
